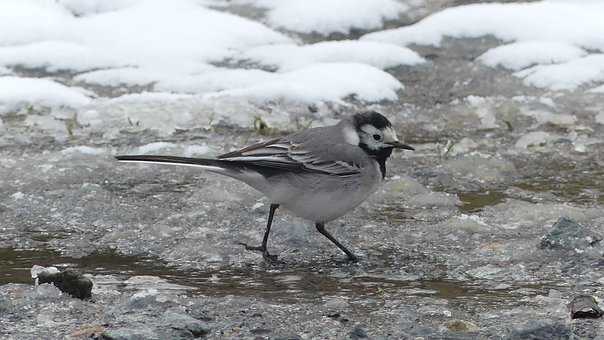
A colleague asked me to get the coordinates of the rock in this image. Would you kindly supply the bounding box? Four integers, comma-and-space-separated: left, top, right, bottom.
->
509, 323, 570, 339
539, 217, 602, 251
569, 295, 604, 319
101, 328, 160, 340
446, 319, 479, 332
162, 311, 210, 338
36, 268, 93, 299
350, 326, 368, 339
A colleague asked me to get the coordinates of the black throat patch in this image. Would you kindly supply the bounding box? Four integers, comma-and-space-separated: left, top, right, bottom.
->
359, 143, 393, 179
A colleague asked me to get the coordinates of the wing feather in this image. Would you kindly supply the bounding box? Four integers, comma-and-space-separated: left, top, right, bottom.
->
218, 138, 360, 176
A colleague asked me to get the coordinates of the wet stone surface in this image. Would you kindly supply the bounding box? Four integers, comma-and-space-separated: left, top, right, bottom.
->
2, 1, 604, 339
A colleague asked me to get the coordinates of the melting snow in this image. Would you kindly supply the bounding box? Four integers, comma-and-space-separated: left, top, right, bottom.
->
247, 0, 408, 34
363, 0, 604, 91
0, 77, 91, 113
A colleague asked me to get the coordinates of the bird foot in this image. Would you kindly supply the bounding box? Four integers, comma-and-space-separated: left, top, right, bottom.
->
237, 242, 280, 263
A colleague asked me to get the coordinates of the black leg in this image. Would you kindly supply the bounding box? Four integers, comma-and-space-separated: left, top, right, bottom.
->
315, 223, 358, 262
238, 203, 279, 262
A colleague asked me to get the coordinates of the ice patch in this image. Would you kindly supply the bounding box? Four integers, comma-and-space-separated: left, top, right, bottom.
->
521, 110, 576, 127
479, 41, 587, 71
250, 0, 408, 34
515, 131, 556, 149
137, 142, 178, 154
183, 144, 210, 157
0, 77, 91, 113
61, 146, 106, 156
241, 40, 425, 71
11, 192, 25, 200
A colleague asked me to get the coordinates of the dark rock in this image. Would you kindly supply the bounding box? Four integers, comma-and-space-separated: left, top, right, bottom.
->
0, 296, 12, 313
350, 326, 368, 339
539, 217, 601, 250
101, 328, 160, 340
37, 268, 93, 299
250, 328, 271, 335
163, 312, 210, 338
509, 323, 570, 339
569, 295, 604, 319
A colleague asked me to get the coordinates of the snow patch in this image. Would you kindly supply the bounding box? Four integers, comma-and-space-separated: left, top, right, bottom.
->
479, 41, 587, 71
0, 41, 123, 72
251, 0, 408, 34
363, 1, 604, 91
205, 63, 403, 103
514, 54, 604, 90
0, 77, 91, 113
596, 112, 604, 125
0, 0, 290, 72
241, 40, 425, 71
0, 66, 12, 76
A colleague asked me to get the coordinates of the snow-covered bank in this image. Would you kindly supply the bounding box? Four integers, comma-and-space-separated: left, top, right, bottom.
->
0, 0, 418, 117
363, 0, 604, 91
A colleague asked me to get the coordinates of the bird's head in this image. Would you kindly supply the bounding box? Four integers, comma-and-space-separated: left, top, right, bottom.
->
344, 111, 414, 154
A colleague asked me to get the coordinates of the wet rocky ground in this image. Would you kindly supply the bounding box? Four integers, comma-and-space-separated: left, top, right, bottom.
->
2, 1, 604, 339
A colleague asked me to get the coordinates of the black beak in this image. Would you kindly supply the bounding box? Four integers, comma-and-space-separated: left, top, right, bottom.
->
388, 141, 415, 151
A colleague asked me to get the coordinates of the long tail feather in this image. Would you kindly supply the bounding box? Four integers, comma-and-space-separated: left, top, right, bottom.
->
115, 155, 228, 172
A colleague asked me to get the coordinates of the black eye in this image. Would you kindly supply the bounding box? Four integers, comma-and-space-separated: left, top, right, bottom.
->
373, 134, 381, 141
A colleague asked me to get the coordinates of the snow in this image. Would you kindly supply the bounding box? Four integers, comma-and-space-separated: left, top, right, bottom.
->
478, 42, 587, 71
514, 54, 604, 90
0, 77, 91, 113
363, 1, 604, 91
0, 0, 413, 110
589, 85, 604, 93
249, 0, 408, 34
596, 112, 604, 125
362, 1, 604, 49
0, 41, 123, 72
205, 63, 403, 103
0, 66, 12, 76
241, 40, 425, 71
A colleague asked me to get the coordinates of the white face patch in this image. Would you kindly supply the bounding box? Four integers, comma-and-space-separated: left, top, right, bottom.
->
382, 126, 399, 143
359, 124, 384, 150
343, 125, 360, 145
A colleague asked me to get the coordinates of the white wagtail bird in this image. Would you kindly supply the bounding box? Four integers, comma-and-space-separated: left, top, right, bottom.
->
115, 111, 413, 262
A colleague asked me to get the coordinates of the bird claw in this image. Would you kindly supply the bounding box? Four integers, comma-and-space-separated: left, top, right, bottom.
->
238, 242, 280, 263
